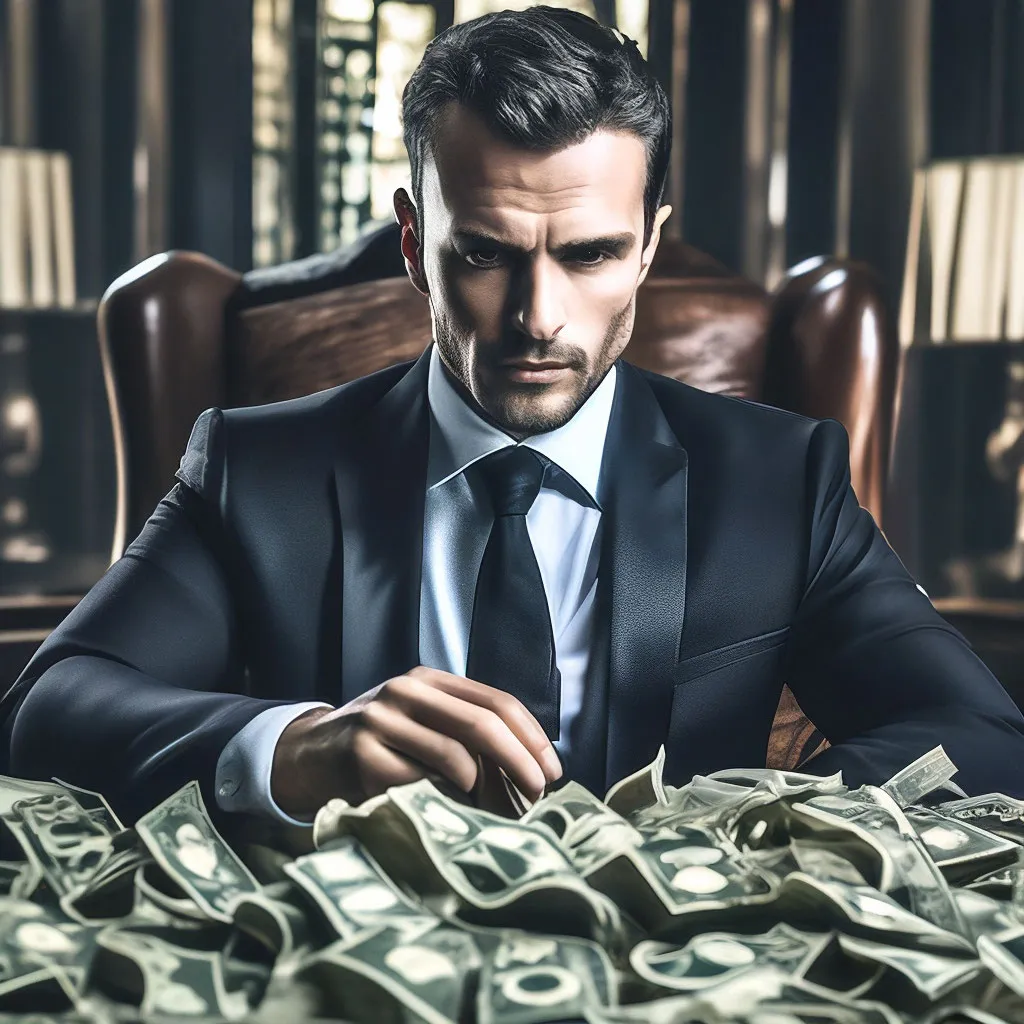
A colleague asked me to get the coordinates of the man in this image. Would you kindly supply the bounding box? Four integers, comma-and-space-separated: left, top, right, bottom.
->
4, 7, 1024, 826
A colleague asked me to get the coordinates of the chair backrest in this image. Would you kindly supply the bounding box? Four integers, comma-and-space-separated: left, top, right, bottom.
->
97, 225, 898, 774
763, 257, 899, 528
101, 221, 896, 557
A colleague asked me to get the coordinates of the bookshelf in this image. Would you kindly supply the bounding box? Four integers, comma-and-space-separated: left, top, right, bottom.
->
0, 1, 128, 620
0, 304, 114, 600
0, 143, 114, 600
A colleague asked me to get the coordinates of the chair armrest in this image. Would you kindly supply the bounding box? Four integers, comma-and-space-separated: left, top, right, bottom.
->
762, 258, 899, 528
98, 251, 241, 559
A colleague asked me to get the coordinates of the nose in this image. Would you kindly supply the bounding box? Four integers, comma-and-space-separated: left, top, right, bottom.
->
510, 259, 567, 342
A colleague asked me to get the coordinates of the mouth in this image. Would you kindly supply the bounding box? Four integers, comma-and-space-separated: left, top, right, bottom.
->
499, 361, 572, 384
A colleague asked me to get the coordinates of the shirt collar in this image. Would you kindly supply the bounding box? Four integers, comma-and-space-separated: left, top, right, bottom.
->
426, 343, 616, 505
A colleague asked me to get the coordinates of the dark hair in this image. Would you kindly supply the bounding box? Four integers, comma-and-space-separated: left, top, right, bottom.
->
401, 6, 672, 249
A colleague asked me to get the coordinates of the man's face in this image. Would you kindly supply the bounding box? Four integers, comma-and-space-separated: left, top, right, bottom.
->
395, 103, 672, 438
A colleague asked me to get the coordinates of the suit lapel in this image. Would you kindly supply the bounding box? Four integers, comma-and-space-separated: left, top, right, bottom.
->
600, 363, 689, 788
336, 347, 431, 704
332, 350, 688, 790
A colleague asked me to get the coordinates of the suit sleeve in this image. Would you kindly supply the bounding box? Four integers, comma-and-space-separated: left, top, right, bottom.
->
0, 408, 294, 824
785, 418, 1024, 797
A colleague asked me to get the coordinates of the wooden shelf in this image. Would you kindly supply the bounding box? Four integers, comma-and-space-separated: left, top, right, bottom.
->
904, 339, 1024, 351
933, 597, 1024, 620
0, 301, 98, 316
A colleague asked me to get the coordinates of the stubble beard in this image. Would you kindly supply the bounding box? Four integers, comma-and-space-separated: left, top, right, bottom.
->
434, 301, 634, 438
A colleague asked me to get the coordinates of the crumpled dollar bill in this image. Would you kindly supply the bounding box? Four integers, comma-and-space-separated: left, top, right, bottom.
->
0, 745, 1017, 1022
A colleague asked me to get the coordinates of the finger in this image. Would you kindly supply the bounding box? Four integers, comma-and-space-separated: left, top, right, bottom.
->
384, 677, 547, 799
406, 667, 562, 782
359, 701, 479, 793
352, 730, 429, 801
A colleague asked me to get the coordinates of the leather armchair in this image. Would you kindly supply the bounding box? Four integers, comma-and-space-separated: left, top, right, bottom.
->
97, 220, 899, 774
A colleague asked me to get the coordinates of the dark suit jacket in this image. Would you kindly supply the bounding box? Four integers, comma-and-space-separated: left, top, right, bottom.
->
4, 347, 1024, 823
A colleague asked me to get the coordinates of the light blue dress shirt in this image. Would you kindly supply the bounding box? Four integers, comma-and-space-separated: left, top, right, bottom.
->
215, 345, 617, 824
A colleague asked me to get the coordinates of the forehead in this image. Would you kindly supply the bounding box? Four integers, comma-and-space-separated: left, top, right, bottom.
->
422, 103, 646, 235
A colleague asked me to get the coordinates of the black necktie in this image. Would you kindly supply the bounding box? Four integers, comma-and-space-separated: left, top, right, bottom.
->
465, 446, 560, 739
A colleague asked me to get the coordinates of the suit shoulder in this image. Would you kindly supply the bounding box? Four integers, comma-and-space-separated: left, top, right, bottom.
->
219, 358, 415, 435
634, 363, 832, 445
180, 359, 418, 490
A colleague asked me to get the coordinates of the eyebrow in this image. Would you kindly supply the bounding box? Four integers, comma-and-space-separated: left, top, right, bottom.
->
452, 229, 636, 258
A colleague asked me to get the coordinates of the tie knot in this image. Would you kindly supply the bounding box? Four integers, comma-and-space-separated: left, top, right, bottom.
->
474, 446, 547, 517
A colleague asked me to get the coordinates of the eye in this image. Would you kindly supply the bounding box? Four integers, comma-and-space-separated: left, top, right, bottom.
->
570, 250, 610, 266
465, 250, 504, 269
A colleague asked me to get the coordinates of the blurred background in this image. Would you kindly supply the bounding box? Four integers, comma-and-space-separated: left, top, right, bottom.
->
2, 0, 1024, 711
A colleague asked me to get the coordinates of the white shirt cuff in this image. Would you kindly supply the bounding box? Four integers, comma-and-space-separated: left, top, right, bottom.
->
214, 702, 332, 825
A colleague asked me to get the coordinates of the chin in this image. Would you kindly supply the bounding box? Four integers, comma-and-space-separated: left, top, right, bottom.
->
489, 387, 582, 436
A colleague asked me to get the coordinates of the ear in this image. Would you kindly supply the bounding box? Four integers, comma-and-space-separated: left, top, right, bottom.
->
636, 205, 673, 289
393, 188, 429, 296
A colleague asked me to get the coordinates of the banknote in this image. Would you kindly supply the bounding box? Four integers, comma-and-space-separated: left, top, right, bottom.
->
0, 859, 41, 901
1, 758, 1024, 1023
630, 923, 831, 994
922, 1008, 1023, 1024
976, 926, 1024, 1000
903, 805, 1020, 885
0, 964, 79, 1014
0, 897, 95, 996
801, 788, 967, 938
582, 966, 788, 1024
313, 791, 434, 885
738, 978, 907, 1024
0, 776, 103, 821
778, 872, 974, 955
706, 767, 847, 800
631, 769, 843, 844
231, 881, 312, 960
881, 745, 965, 807
132, 861, 213, 923
384, 781, 625, 946
60, 833, 150, 923
578, 822, 778, 937
631, 774, 768, 835
50, 777, 125, 832
122, 877, 213, 933
587, 967, 903, 1024
565, 815, 646, 877
603, 746, 668, 818
836, 932, 982, 1000
300, 918, 481, 1024
0, 783, 124, 900
962, 862, 1023, 899
936, 794, 1024, 847
135, 781, 262, 922
94, 924, 253, 1019
523, 781, 632, 847
477, 931, 618, 1024
788, 840, 873, 887
285, 836, 437, 943
765, 800, 894, 891
951, 887, 1021, 943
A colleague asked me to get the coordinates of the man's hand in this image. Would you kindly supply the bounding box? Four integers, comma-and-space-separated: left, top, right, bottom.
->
270, 666, 563, 820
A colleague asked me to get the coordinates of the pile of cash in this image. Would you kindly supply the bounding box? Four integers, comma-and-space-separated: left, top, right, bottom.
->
0, 747, 1020, 1023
